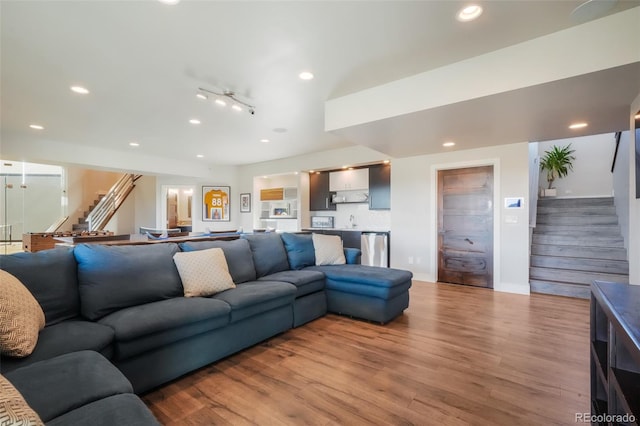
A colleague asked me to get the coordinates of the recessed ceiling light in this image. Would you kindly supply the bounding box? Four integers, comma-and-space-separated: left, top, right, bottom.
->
443, 141, 456, 147
189, 119, 201, 124
196, 93, 207, 100
196, 154, 204, 158
70, 86, 89, 94
457, 4, 483, 22
158, 0, 180, 4
29, 124, 44, 130
129, 142, 140, 147
569, 122, 588, 129
299, 71, 314, 80
231, 104, 242, 112
634, 113, 640, 120
309, 170, 315, 173
260, 139, 270, 143
215, 99, 226, 106
383, 160, 390, 164
342, 165, 349, 169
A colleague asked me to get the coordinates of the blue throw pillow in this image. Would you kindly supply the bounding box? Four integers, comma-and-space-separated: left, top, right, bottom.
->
344, 247, 362, 265
280, 233, 315, 270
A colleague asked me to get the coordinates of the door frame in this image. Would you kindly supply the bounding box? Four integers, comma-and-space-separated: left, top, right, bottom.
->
429, 158, 501, 290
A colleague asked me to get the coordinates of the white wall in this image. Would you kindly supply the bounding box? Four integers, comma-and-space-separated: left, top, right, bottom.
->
538, 133, 615, 197
155, 166, 239, 233
391, 142, 530, 295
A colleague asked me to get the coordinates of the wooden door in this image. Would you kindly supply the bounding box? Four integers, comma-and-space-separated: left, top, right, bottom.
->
167, 192, 178, 228
438, 166, 494, 288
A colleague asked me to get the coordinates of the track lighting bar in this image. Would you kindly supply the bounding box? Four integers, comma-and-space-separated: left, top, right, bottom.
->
197, 87, 256, 115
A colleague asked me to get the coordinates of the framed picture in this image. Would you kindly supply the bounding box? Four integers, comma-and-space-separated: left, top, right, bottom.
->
202, 186, 230, 221
240, 193, 251, 213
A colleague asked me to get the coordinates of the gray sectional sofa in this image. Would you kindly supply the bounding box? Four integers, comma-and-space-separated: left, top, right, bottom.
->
1, 232, 412, 424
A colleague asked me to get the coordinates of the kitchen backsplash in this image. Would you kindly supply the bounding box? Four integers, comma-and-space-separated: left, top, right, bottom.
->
310, 203, 390, 230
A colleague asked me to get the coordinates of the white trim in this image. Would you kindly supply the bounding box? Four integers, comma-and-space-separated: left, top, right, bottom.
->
430, 158, 501, 290
495, 282, 530, 295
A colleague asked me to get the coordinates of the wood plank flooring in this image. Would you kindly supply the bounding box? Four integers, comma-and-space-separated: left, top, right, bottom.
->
142, 281, 590, 425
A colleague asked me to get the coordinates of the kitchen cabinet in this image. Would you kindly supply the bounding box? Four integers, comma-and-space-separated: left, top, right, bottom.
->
309, 172, 336, 211
329, 169, 369, 192
368, 163, 391, 210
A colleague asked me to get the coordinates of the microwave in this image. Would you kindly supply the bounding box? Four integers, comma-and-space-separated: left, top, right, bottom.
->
310, 216, 334, 228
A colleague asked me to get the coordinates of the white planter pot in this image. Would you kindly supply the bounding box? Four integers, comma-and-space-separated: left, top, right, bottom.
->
543, 188, 557, 197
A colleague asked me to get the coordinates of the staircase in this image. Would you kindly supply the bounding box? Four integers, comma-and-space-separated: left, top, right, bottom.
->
530, 197, 629, 299
74, 173, 141, 232
72, 194, 106, 232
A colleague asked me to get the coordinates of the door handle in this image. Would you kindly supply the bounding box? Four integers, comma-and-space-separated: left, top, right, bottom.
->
464, 238, 474, 245
325, 197, 328, 209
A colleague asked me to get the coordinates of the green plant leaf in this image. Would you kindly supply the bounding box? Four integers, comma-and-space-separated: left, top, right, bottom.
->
540, 144, 576, 189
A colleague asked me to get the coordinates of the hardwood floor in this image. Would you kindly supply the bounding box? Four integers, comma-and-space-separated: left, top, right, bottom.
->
142, 281, 590, 425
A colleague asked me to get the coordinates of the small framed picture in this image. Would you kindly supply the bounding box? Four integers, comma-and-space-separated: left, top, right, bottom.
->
240, 193, 251, 213
202, 186, 231, 221
504, 197, 524, 209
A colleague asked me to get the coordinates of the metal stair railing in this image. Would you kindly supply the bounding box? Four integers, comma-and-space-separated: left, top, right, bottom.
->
86, 174, 141, 231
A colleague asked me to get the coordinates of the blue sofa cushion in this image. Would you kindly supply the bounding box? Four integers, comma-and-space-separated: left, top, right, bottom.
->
0, 320, 114, 373
74, 243, 183, 320
98, 297, 231, 360
241, 234, 290, 277
344, 248, 362, 265
280, 233, 315, 270
46, 394, 160, 426
0, 247, 79, 325
305, 265, 413, 299
213, 281, 296, 323
5, 351, 132, 423
259, 270, 325, 298
178, 239, 256, 283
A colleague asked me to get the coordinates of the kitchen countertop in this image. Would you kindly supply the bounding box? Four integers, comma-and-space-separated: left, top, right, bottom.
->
303, 228, 390, 233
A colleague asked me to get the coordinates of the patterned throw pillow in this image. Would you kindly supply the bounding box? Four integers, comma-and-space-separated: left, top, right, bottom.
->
312, 233, 346, 265
173, 248, 236, 297
0, 375, 44, 425
0, 270, 45, 357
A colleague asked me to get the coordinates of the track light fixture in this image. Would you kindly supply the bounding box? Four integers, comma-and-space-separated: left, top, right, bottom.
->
197, 87, 256, 115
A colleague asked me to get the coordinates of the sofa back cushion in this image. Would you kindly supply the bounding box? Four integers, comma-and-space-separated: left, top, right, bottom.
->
178, 239, 256, 283
74, 243, 183, 321
0, 248, 79, 326
241, 233, 290, 277
280, 233, 315, 270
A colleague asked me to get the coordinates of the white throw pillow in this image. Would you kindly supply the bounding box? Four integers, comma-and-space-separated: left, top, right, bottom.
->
173, 248, 236, 297
312, 233, 346, 265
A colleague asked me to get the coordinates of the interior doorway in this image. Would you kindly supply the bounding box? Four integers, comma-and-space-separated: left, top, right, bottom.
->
161, 186, 194, 231
437, 166, 494, 288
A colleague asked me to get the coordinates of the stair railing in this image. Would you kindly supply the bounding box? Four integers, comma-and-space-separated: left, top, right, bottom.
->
86, 174, 141, 231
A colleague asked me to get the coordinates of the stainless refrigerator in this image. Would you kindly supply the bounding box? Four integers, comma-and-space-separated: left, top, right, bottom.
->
361, 232, 389, 267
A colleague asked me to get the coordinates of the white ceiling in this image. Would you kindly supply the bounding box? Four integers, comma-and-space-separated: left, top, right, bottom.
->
1, 0, 639, 170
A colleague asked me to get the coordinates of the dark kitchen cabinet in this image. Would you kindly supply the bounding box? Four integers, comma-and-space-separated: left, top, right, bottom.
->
368, 163, 391, 210
309, 172, 336, 211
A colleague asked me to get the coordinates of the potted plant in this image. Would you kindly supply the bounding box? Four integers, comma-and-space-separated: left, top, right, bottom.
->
540, 144, 575, 197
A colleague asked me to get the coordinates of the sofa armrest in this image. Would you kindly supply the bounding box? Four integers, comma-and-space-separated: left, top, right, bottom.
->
344, 248, 361, 264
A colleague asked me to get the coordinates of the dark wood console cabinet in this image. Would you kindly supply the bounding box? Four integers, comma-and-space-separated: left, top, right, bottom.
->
591, 280, 640, 425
